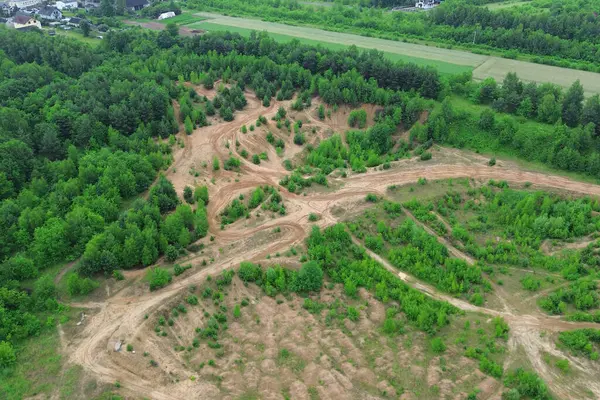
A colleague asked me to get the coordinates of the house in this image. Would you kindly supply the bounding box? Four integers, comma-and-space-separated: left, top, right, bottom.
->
415, 0, 436, 9
157, 11, 174, 20
38, 6, 62, 20
0, 2, 13, 16
125, 0, 147, 11
54, 1, 77, 10
7, 0, 40, 8
67, 16, 81, 26
11, 14, 41, 29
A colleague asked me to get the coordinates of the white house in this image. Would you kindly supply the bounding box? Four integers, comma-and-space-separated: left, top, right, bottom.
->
54, 1, 77, 10
157, 11, 175, 20
8, 0, 41, 9
38, 6, 62, 20
11, 14, 41, 29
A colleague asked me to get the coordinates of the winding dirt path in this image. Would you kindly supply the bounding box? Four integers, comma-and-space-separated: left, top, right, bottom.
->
66, 95, 600, 400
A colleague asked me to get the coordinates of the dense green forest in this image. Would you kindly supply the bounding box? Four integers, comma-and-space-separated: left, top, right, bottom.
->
0, 25, 446, 370
191, 0, 600, 71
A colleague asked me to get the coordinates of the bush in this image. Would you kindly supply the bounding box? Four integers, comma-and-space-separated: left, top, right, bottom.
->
194, 185, 209, 204
112, 270, 125, 281
555, 359, 569, 373
183, 186, 194, 204
308, 213, 319, 222
0, 341, 16, 368
213, 156, 220, 171
488, 158, 496, 167
174, 264, 192, 276
126, 344, 133, 352
420, 151, 432, 161
233, 304, 241, 318
366, 193, 378, 202
238, 262, 261, 282
66, 272, 99, 296
148, 268, 172, 291
187, 295, 199, 305
431, 337, 446, 353
292, 261, 323, 292
166, 245, 178, 262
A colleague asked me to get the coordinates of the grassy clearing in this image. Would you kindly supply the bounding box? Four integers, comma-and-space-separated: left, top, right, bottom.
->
1, 326, 64, 399
188, 21, 471, 75
54, 30, 102, 47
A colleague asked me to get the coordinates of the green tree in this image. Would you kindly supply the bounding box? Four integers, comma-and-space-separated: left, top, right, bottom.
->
292, 261, 323, 292
183, 186, 194, 204
81, 20, 91, 37
213, 156, 220, 171
538, 94, 561, 124
149, 175, 179, 213
184, 116, 194, 135
194, 185, 209, 204
562, 80, 584, 127
582, 95, 600, 136
263, 95, 270, 107
166, 22, 179, 37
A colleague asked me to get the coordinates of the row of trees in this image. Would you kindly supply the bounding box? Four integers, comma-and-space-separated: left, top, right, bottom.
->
470, 73, 600, 131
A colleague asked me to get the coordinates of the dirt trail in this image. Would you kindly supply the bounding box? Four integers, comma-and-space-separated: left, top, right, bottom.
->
66, 94, 600, 400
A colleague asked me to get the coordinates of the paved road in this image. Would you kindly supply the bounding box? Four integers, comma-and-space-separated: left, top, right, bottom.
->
194, 12, 600, 95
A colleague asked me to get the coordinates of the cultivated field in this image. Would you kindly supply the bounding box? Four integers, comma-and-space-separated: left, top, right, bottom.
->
191, 12, 600, 95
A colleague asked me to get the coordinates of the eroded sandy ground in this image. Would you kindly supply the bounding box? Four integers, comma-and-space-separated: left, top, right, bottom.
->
64, 90, 600, 399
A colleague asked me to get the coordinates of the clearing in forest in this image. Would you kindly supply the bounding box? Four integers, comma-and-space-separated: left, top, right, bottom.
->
59, 87, 600, 400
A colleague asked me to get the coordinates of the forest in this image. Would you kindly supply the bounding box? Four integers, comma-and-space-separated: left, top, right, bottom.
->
191, 0, 600, 71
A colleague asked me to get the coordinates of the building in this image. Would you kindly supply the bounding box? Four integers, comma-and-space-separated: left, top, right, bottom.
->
0, 2, 13, 16
125, 0, 147, 11
415, 0, 436, 9
38, 6, 62, 20
67, 16, 82, 26
7, 0, 41, 9
157, 11, 175, 20
11, 14, 41, 29
54, 1, 77, 10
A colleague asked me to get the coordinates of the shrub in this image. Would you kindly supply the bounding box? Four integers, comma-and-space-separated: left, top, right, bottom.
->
366, 193, 378, 202
0, 341, 16, 368
292, 261, 323, 292
194, 186, 209, 204
233, 304, 241, 318
308, 213, 319, 222
126, 344, 133, 352
187, 295, 199, 305
488, 158, 496, 167
173, 264, 189, 276
555, 359, 569, 373
420, 151, 432, 161
148, 268, 172, 291
431, 338, 446, 353
213, 156, 220, 171
166, 245, 178, 262
66, 272, 99, 296
183, 186, 194, 204
112, 270, 125, 281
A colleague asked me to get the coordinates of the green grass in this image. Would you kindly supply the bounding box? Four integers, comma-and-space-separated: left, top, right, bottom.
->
0, 328, 63, 400
484, 0, 531, 10
130, 12, 205, 25
188, 21, 471, 75
54, 29, 102, 47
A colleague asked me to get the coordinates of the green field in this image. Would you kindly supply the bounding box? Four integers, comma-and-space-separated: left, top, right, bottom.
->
188, 21, 472, 75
